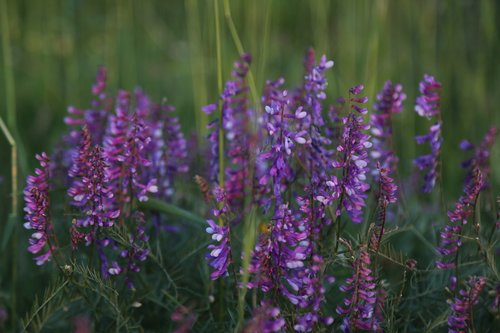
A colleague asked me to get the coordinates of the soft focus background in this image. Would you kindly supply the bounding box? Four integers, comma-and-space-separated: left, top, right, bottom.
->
0, 0, 499, 328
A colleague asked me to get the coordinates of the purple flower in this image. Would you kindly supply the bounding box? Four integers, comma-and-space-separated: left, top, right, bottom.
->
243, 301, 286, 333
414, 121, 442, 193
205, 219, 231, 280
337, 245, 383, 332
436, 169, 483, 269
331, 85, 371, 223
120, 211, 150, 289
68, 127, 119, 245
414, 74, 442, 193
222, 54, 253, 213
460, 127, 497, 189
24, 152, 55, 265
104, 92, 157, 209
370, 81, 406, 177
415, 74, 441, 118
447, 276, 486, 333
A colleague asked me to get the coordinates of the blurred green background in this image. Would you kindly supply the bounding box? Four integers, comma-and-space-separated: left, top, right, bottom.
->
1, 0, 499, 221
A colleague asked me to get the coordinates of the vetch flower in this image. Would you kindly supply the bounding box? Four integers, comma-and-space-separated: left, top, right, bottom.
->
414, 74, 442, 193
370, 81, 406, 178
24, 153, 55, 265
205, 219, 231, 280
243, 301, 286, 333
447, 276, 486, 333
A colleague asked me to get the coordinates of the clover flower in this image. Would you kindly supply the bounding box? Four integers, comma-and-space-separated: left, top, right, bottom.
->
414, 74, 442, 193
243, 301, 286, 333
370, 81, 406, 176
447, 276, 486, 333
24, 152, 55, 265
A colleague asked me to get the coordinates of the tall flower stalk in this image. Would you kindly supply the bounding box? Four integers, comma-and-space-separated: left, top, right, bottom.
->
414, 74, 442, 193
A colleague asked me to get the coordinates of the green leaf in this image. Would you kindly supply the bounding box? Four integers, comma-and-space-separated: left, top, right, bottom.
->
1, 213, 18, 251
137, 198, 206, 227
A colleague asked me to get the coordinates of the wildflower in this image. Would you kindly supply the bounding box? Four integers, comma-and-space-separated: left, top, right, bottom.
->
24, 152, 55, 265
415, 74, 441, 118
171, 306, 197, 333
414, 74, 442, 193
105, 92, 157, 208
223, 54, 253, 212
121, 211, 150, 289
205, 219, 231, 280
436, 168, 483, 269
68, 127, 119, 245
331, 85, 371, 223
337, 245, 383, 332
460, 127, 497, 188
447, 276, 486, 333
370, 81, 406, 177
243, 301, 286, 333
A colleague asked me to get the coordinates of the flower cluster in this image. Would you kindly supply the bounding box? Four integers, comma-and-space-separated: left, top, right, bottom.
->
436, 168, 483, 269
448, 276, 486, 333
68, 126, 119, 246
331, 85, 371, 223
205, 219, 231, 280
24, 153, 54, 265
414, 74, 442, 193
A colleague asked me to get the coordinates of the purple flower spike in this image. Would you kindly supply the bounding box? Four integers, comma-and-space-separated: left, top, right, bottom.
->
436, 168, 483, 269
370, 81, 406, 178
68, 127, 119, 245
331, 85, 371, 223
243, 301, 286, 333
414, 74, 442, 193
414, 121, 442, 193
24, 153, 55, 265
337, 246, 384, 332
447, 276, 486, 333
460, 127, 497, 189
415, 74, 441, 118
205, 219, 231, 280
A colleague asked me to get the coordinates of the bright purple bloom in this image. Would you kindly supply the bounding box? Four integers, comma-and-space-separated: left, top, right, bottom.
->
415, 74, 441, 118
24, 153, 55, 265
243, 301, 286, 333
436, 169, 483, 269
337, 246, 383, 332
414, 74, 442, 193
447, 276, 486, 333
331, 85, 371, 223
370, 81, 406, 177
205, 219, 231, 280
